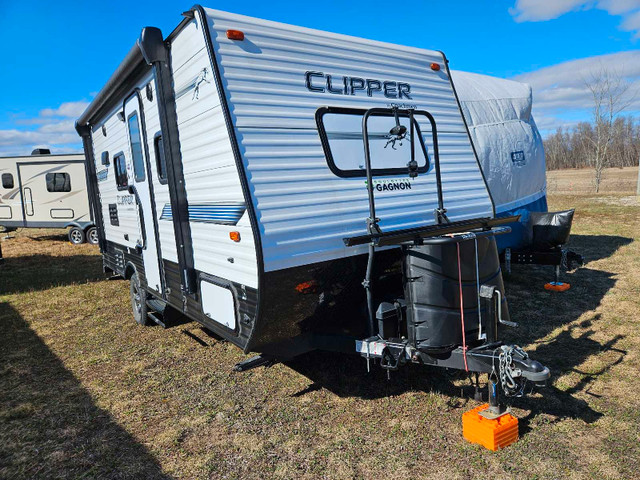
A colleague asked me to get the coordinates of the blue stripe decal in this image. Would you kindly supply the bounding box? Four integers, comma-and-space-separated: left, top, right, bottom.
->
160, 203, 246, 225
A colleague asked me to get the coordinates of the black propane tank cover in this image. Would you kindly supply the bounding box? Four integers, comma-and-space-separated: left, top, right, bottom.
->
403, 235, 509, 352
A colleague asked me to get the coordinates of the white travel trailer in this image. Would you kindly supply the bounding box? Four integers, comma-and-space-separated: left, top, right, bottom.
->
0, 150, 97, 244
77, 6, 549, 407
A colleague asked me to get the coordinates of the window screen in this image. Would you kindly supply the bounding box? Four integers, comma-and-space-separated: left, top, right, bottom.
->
46, 173, 71, 192
1, 173, 14, 189
127, 112, 145, 182
154, 134, 167, 183
317, 107, 430, 178
114, 153, 128, 190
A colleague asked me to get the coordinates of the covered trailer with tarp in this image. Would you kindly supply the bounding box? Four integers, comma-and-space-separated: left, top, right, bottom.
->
451, 71, 547, 251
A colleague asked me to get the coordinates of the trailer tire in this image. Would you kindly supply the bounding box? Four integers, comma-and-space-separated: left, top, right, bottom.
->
86, 226, 99, 245
130, 273, 149, 326
68, 226, 86, 245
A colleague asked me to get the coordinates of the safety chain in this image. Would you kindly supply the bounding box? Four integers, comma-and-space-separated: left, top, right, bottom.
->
498, 345, 527, 397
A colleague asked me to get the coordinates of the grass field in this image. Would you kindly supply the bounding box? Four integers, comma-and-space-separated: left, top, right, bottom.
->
1, 167, 640, 479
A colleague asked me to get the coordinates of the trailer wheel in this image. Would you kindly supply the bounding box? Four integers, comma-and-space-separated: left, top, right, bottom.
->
68, 226, 85, 245
86, 226, 99, 245
130, 273, 149, 326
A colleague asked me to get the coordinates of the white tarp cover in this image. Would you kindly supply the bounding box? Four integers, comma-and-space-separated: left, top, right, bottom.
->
451, 70, 546, 213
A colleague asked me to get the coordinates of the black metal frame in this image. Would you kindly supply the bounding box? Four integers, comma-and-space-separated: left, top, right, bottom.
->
315, 106, 431, 178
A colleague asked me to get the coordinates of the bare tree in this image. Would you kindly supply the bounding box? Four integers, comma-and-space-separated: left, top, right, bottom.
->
583, 69, 634, 192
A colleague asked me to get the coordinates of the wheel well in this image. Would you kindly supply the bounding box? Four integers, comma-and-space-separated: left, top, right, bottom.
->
124, 263, 136, 280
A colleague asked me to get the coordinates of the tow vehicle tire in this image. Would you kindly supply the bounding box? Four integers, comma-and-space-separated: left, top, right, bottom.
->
130, 272, 149, 326
68, 226, 86, 245
86, 226, 99, 245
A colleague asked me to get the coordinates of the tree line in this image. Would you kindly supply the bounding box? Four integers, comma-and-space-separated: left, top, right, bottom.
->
543, 115, 640, 171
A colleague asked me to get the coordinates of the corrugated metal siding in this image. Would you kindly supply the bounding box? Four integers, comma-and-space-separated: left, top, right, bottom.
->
204, 8, 494, 272
170, 16, 258, 289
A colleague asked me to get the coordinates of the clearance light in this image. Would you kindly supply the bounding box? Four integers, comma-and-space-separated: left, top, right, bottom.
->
430, 63, 441, 71
226, 29, 245, 41
229, 231, 241, 242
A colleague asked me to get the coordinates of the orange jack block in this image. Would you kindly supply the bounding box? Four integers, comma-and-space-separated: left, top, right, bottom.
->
462, 404, 519, 451
544, 282, 571, 292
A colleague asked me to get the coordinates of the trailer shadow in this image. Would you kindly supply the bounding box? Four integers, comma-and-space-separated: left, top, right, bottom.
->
566, 233, 633, 263
0, 254, 104, 295
0, 301, 171, 479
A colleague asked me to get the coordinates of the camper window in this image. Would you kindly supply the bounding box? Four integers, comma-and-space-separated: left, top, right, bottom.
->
101, 151, 110, 166
154, 134, 167, 184
316, 107, 430, 178
114, 153, 128, 190
1, 173, 13, 189
127, 112, 145, 182
46, 173, 71, 192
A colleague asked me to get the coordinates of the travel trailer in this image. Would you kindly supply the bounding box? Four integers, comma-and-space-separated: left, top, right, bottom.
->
0, 150, 97, 244
77, 6, 550, 409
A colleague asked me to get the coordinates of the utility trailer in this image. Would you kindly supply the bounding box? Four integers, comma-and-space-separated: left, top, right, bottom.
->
77, 6, 550, 412
0, 149, 97, 244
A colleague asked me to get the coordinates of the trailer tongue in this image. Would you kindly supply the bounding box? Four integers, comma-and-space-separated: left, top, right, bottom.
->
344, 106, 550, 413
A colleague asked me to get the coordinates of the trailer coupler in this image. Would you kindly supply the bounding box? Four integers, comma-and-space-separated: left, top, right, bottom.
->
356, 338, 550, 395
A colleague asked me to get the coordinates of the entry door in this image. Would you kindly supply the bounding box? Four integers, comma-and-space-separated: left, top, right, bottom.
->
124, 95, 164, 295
18, 163, 85, 227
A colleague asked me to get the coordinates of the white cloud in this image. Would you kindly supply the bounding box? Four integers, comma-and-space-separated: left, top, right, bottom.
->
39, 101, 90, 118
512, 50, 640, 133
510, 0, 640, 38
0, 100, 88, 156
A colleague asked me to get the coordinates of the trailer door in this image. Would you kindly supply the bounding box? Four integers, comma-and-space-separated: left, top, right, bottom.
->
17, 162, 86, 227
124, 95, 164, 295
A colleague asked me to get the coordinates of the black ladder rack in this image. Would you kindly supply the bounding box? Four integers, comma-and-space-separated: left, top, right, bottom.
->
343, 215, 520, 247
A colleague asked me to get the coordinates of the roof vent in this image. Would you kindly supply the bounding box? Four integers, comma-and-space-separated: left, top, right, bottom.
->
31, 148, 51, 155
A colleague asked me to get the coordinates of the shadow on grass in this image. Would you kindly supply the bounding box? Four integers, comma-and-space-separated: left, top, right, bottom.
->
0, 302, 171, 479
568, 234, 633, 263
0, 254, 104, 295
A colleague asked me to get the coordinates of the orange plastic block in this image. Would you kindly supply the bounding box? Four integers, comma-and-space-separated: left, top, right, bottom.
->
462, 404, 519, 451
544, 282, 571, 292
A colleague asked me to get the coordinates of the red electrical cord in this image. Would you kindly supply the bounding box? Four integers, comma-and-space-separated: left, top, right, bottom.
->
456, 242, 468, 371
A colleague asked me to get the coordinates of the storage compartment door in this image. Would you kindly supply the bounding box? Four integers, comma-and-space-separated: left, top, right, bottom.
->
200, 279, 236, 330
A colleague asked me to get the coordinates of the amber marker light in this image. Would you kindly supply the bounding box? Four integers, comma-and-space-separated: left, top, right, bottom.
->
430, 63, 441, 71
230, 231, 241, 242
226, 29, 245, 40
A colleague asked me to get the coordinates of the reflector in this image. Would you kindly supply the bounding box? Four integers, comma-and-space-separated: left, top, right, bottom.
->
226, 29, 245, 41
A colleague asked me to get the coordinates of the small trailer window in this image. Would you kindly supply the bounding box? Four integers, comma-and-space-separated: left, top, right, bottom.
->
1, 173, 14, 189
114, 153, 128, 190
154, 134, 167, 184
101, 151, 110, 166
316, 107, 430, 178
46, 173, 71, 192
127, 112, 145, 182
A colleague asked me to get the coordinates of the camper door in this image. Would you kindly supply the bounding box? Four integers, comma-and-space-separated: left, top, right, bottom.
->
123, 95, 164, 295
17, 162, 86, 226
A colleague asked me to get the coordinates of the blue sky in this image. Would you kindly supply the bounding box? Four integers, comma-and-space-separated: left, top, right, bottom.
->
1, 0, 639, 155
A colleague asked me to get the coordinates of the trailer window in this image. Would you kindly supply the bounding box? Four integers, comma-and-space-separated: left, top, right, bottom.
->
316, 107, 430, 178
101, 151, 110, 166
114, 153, 128, 190
46, 173, 71, 192
154, 134, 167, 184
1, 173, 13, 189
127, 112, 145, 182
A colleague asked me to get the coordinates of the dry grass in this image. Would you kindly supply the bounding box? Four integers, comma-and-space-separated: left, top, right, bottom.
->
1, 167, 640, 479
